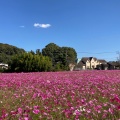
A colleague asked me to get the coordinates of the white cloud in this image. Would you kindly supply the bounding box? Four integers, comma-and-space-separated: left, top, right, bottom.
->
34, 23, 51, 28
19, 26, 25, 28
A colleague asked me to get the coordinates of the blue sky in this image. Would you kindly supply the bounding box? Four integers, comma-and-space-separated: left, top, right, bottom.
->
0, 0, 120, 61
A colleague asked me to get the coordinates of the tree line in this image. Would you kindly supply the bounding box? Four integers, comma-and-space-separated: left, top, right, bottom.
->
0, 43, 25, 64
0, 43, 77, 72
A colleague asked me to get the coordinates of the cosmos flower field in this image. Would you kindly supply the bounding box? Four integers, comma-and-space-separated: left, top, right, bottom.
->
0, 71, 120, 120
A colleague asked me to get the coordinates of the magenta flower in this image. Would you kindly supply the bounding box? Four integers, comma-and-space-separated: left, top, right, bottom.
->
43, 112, 48, 116
24, 117, 29, 120
108, 108, 114, 114
117, 105, 120, 110
33, 105, 39, 109
18, 107, 22, 114
11, 111, 17, 116
33, 109, 40, 114
1, 71, 120, 119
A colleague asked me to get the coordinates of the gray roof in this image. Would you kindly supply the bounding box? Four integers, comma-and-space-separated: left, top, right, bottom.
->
81, 57, 90, 63
76, 61, 85, 68
98, 59, 107, 63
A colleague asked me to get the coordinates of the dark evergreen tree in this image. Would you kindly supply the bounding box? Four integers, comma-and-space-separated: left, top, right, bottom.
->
0, 43, 25, 64
42, 43, 77, 71
36, 49, 41, 55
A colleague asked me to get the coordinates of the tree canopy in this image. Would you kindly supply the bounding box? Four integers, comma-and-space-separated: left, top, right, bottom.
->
0, 43, 25, 64
9, 52, 52, 72
42, 43, 77, 71
0, 42, 77, 72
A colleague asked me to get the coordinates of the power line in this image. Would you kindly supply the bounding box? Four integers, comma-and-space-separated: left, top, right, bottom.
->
77, 51, 116, 54
45, 51, 116, 54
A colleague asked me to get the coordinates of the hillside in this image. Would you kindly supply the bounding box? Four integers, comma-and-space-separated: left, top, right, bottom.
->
0, 43, 25, 64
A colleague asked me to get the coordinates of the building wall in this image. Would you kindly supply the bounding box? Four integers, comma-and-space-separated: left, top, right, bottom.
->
83, 66, 86, 70
69, 63, 75, 71
86, 60, 90, 69
76, 57, 107, 70
91, 58, 95, 68
0, 63, 8, 69
90, 58, 100, 69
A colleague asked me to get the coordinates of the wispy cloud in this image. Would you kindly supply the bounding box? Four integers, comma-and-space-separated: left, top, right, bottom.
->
19, 26, 25, 28
34, 23, 51, 28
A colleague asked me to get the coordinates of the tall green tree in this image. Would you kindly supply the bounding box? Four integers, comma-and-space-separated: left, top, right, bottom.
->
61, 47, 77, 65
42, 43, 60, 65
0, 43, 25, 64
42, 43, 77, 71
36, 49, 41, 55
9, 52, 52, 72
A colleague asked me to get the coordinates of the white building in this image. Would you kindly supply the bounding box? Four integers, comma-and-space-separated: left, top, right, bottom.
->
0, 63, 8, 69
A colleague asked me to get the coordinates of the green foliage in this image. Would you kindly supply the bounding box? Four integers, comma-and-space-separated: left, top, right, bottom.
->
42, 43, 77, 71
0, 43, 25, 64
0, 42, 77, 72
42, 43, 60, 63
9, 52, 52, 72
0, 67, 4, 72
36, 49, 41, 55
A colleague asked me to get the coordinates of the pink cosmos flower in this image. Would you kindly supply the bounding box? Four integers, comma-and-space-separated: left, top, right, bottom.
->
73, 109, 81, 116
18, 108, 22, 114
11, 111, 17, 116
117, 105, 120, 110
24, 117, 29, 120
108, 108, 114, 114
43, 112, 48, 116
33, 105, 39, 109
87, 110, 91, 113
33, 109, 40, 114
32, 93, 37, 99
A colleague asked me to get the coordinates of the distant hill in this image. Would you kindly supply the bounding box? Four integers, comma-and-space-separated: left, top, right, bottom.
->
0, 43, 25, 64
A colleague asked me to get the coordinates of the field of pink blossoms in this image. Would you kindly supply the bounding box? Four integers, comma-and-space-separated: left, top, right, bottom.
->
0, 71, 120, 120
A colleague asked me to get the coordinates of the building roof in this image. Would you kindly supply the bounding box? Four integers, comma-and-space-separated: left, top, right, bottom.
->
107, 62, 118, 66
92, 57, 97, 61
77, 57, 107, 66
81, 57, 90, 63
98, 59, 107, 64
76, 61, 85, 68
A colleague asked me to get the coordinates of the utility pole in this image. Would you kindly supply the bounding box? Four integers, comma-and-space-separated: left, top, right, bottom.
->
117, 51, 120, 62
116, 51, 120, 69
